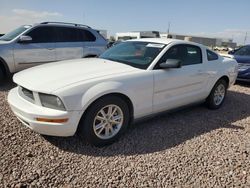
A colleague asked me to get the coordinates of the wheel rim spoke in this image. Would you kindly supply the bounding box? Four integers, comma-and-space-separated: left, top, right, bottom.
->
107, 106, 113, 116
110, 108, 117, 116
100, 109, 107, 118
95, 122, 104, 130
110, 115, 122, 124
97, 124, 106, 134
105, 126, 110, 136
96, 115, 106, 121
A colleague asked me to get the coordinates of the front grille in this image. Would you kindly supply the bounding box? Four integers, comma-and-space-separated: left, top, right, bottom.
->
20, 86, 34, 102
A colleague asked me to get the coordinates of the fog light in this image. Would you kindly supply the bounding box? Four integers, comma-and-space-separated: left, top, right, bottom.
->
36, 118, 68, 123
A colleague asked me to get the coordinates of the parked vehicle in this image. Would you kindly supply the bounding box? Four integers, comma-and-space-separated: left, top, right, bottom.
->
0, 22, 108, 82
107, 40, 123, 48
8, 38, 238, 146
228, 45, 250, 81
116, 31, 160, 41
214, 46, 228, 51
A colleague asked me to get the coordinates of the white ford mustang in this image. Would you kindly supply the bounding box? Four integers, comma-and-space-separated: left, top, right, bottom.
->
8, 38, 238, 146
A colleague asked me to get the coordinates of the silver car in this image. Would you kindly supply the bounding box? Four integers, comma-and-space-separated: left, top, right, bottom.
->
0, 22, 108, 81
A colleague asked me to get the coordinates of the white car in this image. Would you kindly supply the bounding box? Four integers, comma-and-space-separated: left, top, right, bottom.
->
8, 38, 238, 146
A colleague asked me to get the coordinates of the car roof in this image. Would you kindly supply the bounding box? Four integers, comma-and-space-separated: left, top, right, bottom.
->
128, 38, 204, 47
31, 22, 92, 29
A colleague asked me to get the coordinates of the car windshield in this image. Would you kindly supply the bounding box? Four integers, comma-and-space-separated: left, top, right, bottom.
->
100, 41, 165, 69
0, 25, 31, 41
234, 46, 250, 56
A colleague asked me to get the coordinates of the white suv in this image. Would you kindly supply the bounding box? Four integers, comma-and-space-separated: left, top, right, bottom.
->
0, 22, 108, 81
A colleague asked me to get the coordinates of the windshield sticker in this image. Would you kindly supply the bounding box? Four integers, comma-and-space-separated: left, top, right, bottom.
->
146, 43, 165, 48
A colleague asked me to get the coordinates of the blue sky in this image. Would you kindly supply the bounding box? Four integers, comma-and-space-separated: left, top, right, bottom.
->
0, 0, 249, 44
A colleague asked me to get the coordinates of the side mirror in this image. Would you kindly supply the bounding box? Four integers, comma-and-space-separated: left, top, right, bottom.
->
18, 35, 32, 43
159, 59, 181, 69
228, 50, 234, 55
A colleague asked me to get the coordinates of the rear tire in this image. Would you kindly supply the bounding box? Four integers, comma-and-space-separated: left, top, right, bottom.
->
0, 67, 4, 83
206, 79, 228, 109
78, 96, 130, 147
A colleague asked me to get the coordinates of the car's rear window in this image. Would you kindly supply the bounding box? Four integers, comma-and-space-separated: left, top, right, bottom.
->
207, 49, 219, 61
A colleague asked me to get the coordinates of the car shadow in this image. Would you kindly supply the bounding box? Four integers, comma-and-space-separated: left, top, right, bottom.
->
235, 80, 250, 87
44, 90, 249, 156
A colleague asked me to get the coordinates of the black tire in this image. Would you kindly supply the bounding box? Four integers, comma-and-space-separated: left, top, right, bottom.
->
78, 96, 130, 147
0, 67, 4, 83
206, 79, 228, 109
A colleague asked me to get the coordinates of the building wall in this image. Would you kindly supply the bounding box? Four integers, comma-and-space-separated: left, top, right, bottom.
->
160, 33, 237, 48
115, 32, 140, 40
188, 37, 216, 47
116, 31, 160, 41
116, 31, 237, 48
221, 42, 237, 48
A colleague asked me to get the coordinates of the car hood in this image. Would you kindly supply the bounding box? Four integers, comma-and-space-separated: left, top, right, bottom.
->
14, 58, 139, 93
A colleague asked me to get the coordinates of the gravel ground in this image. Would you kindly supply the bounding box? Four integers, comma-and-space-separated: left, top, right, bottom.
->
0, 80, 249, 187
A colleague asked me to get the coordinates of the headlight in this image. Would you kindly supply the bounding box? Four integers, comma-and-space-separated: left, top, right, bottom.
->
39, 93, 66, 111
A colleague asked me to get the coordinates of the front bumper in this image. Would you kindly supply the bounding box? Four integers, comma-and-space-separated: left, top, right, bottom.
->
8, 87, 82, 136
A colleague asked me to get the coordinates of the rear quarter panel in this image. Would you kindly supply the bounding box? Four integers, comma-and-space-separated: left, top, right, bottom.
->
203, 55, 238, 95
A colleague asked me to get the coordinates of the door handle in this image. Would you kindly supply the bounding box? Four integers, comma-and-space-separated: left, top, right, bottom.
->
47, 48, 54, 50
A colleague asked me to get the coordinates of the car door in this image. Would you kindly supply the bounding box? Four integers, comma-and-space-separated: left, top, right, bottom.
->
81, 29, 104, 57
153, 44, 209, 113
13, 26, 56, 71
54, 27, 84, 61
232, 46, 250, 72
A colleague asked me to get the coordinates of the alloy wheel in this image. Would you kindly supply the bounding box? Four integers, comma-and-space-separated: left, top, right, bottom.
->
213, 84, 225, 105
93, 104, 124, 139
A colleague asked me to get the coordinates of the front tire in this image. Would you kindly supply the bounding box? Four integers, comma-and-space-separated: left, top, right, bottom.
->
78, 96, 130, 147
206, 79, 228, 109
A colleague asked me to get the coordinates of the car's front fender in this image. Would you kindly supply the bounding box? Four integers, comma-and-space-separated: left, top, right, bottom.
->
80, 81, 135, 115
56, 71, 154, 119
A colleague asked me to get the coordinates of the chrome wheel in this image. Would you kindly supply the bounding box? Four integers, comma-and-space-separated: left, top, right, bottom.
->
93, 104, 124, 140
213, 84, 225, 105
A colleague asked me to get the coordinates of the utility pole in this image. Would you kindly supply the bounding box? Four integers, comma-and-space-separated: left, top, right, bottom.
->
167, 22, 171, 35
244, 32, 247, 45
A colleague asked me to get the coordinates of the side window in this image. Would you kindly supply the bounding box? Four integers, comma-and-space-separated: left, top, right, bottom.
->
79, 29, 96, 42
26, 27, 55, 43
207, 50, 219, 61
156, 44, 202, 68
54, 27, 96, 42
55, 27, 79, 42
185, 46, 202, 65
